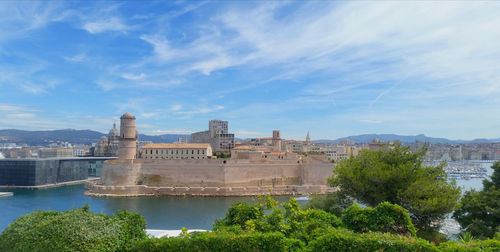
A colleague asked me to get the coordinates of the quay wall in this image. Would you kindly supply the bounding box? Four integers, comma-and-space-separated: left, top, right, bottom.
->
85, 183, 336, 197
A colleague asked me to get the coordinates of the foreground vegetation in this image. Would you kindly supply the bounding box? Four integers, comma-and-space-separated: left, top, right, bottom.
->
1, 146, 499, 251
1, 196, 499, 251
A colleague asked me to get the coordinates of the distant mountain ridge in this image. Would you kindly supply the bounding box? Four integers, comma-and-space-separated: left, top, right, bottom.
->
314, 134, 500, 144
1, 129, 499, 146
0, 129, 190, 146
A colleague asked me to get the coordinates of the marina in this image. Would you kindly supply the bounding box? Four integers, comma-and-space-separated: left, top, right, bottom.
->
424, 160, 492, 180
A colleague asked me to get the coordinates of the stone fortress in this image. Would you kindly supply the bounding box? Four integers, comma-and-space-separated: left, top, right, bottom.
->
86, 113, 334, 196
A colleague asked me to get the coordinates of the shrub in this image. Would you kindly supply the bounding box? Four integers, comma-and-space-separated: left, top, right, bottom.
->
438, 238, 500, 251
305, 191, 353, 216
307, 228, 438, 252
342, 202, 417, 236
0, 206, 147, 252
129, 231, 304, 252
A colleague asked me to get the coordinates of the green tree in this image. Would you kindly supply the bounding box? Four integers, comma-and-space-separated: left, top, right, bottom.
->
341, 202, 417, 237
0, 206, 147, 252
328, 144, 461, 235
453, 162, 500, 239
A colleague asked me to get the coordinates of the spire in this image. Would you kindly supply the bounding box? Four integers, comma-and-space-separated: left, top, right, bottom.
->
113, 122, 116, 129
306, 131, 311, 144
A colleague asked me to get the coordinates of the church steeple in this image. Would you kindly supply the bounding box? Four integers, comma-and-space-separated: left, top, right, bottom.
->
306, 131, 311, 144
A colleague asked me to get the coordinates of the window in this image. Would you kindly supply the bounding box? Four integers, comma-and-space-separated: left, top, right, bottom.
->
192, 150, 194, 154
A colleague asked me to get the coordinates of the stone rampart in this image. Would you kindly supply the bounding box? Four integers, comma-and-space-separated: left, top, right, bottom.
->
92, 157, 334, 196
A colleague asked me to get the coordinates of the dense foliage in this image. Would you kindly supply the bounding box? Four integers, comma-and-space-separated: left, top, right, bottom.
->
328, 144, 461, 233
341, 202, 416, 236
2, 197, 500, 251
213, 196, 343, 243
454, 162, 500, 239
305, 191, 353, 216
0, 205, 147, 252
130, 231, 304, 252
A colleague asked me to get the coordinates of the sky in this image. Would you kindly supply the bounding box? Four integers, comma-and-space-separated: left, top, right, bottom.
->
1, 1, 500, 141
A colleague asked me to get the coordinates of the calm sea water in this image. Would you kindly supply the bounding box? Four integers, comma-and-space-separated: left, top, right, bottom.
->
0, 185, 292, 232
0, 162, 495, 233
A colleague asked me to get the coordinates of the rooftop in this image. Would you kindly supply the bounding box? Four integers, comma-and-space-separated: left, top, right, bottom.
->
143, 143, 211, 149
120, 112, 136, 119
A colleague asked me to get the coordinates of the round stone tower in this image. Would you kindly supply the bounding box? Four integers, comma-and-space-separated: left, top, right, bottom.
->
119, 112, 137, 160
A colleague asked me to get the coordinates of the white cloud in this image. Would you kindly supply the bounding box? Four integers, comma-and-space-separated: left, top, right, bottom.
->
147, 129, 194, 135
171, 105, 182, 111
63, 53, 86, 62
175, 105, 224, 118
96, 81, 118, 91
0, 105, 30, 112
83, 17, 128, 34
121, 73, 146, 80
5, 113, 36, 119
140, 113, 158, 119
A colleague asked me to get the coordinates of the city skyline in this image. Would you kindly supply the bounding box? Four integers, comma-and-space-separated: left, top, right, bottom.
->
1, 1, 500, 140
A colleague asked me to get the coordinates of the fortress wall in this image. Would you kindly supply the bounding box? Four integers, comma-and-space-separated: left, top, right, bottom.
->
301, 161, 333, 185
223, 162, 302, 187
139, 159, 225, 187
101, 160, 142, 186
99, 158, 333, 189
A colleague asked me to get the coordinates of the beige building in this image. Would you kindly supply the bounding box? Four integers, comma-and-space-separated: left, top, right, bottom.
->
141, 143, 213, 159
190, 120, 235, 152
39, 148, 73, 158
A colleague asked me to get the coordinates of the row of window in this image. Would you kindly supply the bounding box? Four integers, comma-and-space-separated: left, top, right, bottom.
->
144, 149, 205, 155
143, 156, 207, 159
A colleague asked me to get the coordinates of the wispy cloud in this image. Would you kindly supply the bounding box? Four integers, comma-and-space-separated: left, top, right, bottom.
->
63, 53, 86, 62
82, 17, 129, 34
121, 73, 146, 80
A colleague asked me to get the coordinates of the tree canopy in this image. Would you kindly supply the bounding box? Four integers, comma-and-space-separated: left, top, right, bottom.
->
0, 205, 147, 252
454, 162, 500, 239
328, 144, 461, 233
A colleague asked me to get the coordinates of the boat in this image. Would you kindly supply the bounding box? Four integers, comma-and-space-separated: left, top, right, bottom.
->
0, 192, 13, 197
294, 195, 310, 201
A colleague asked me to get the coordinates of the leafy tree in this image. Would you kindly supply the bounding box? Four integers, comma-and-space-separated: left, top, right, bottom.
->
342, 202, 417, 237
328, 144, 461, 234
454, 162, 500, 239
0, 206, 147, 252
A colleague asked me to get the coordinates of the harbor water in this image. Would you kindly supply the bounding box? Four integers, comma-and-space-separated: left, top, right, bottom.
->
0, 185, 291, 232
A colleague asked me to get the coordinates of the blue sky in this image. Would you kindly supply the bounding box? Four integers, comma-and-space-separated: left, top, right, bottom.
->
1, 1, 500, 140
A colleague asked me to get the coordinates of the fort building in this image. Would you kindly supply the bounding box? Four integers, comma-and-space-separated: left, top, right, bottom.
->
87, 113, 334, 197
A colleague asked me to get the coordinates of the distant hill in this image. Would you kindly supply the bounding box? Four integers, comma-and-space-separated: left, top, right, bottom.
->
0, 129, 190, 146
1, 129, 498, 146
314, 134, 500, 144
